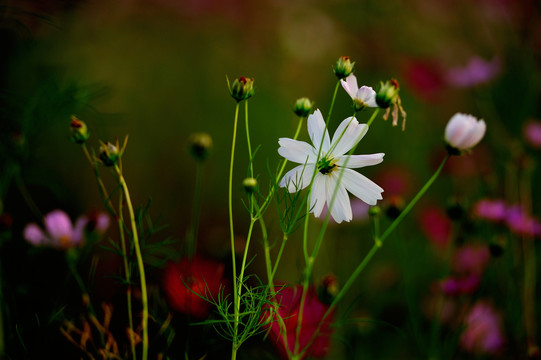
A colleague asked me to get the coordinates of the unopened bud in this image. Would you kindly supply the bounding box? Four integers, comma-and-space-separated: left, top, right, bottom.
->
242, 177, 258, 194
69, 116, 90, 144
317, 274, 339, 304
189, 133, 213, 161
334, 56, 355, 79
293, 97, 314, 118
230, 77, 254, 102
376, 79, 400, 109
369, 206, 381, 217
99, 141, 120, 167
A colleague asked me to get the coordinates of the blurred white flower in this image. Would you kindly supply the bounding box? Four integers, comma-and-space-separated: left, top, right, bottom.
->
278, 109, 384, 223
444, 113, 486, 153
340, 74, 377, 111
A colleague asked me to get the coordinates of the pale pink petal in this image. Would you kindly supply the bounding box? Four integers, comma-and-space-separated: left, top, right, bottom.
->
23, 223, 47, 246
356, 86, 377, 107
44, 210, 73, 242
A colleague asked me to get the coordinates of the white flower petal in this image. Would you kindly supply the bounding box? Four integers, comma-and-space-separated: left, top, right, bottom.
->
280, 164, 316, 193
340, 74, 359, 99
326, 172, 352, 223
359, 86, 378, 107
307, 109, 330, 153
461, 119, 486, 149
340, 168, 384, 205
310, 174, 327, 217
278, 138, 316, 164
336, 153, 385, 168
330, 117, 367, 156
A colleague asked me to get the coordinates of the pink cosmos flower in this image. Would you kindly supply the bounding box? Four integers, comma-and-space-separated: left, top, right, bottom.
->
505, 205, 541, 237
23, 209, 109, 249
474, 199, 508, 222
263, 284, 334, 359
440, 274, 481, 296
460, 301, 504, 355
446, 57, 500, 88
162, 256, 226, 318
452, 245, 491, 275
444, 113, 486, 153
523, 119, 541, 149
340, 74, 377, 111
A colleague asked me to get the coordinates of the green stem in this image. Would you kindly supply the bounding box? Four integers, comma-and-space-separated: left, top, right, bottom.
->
326, 81, 341, 124
114, 165, 148, 360
187, 162, 203, 258
297, 154, 449, 359
228, 103, 240, 360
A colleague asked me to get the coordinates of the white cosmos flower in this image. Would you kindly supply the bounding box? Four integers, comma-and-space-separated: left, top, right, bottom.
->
278, 109, 384, 224
340, 74, 378, 111
444, 113, 486, 152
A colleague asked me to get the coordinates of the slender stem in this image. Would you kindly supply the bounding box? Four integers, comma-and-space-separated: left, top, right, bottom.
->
187, 162, 203, 258
228, 103, 240, 359
297, 154, 450, 359
114, 165, 148, 360
82, 144, 117, 216
117, 191, 137, 360
326, 81, 341, 124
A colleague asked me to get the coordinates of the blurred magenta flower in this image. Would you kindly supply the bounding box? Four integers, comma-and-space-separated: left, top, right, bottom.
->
162, 256, 225, 318
23, 209, 109, 249
403, 59, 446, 101
446, 57, 500, 88
440, 274, 481, 296
452, 245, 491, 275
419, 206, 452, 249
444, 113, 486, 154
474, 199, 508, 222
523, 119, 541, 149
505, 205, 541, 237
340, 74, 377, 111
460, 301, 504, 355
263, 284, 334, 359
278, 109, 384, 223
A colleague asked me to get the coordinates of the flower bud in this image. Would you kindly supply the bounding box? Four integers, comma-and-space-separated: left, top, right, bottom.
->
376, 79, 400, 109
293, 97, 314, 118
69, 116, 90, 144
99, 141, 120, 167
188, 132, 213, 161
317, 274, 339, 305
369, 206, 381, 217
334, 56, 355, 79
230, 76, 254, 102
444, 113, 486, 155
242, 177, 258, 194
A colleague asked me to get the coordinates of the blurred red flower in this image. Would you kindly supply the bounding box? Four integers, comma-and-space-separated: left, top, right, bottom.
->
419, 206, 452, 249
263, 284, 334, 359
163, 256, 225, 318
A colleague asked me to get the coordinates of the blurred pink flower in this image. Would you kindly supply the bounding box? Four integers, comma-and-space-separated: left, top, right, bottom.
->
440, 274, 481, 296
505, 205, 541, 237
460, 301, 504, 355
23, 209, 109, 249
403, 59, 446, 101
446, 57, 501, 88
452, 245, 491, 275
523, 119, 541, 149
263, 284, 334, 359
419, 206, 452, 249
162, 256, 226, 319
473, 199, 507, 222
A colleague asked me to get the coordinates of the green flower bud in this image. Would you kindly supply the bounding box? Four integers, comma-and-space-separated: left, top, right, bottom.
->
376, 79, 400, 108
333, 56, 355, 79
230, 76, 254, 102
98, 141, 120, 167
188, 132, 213, 161
369, 206, 381, 217
70, 116, 90, 144
317, 274, 339, 305
293, 97, 314, 118
242, 177, 258, 194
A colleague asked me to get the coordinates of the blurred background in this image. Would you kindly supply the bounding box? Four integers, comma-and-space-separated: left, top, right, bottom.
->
1, 0, 541, 359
